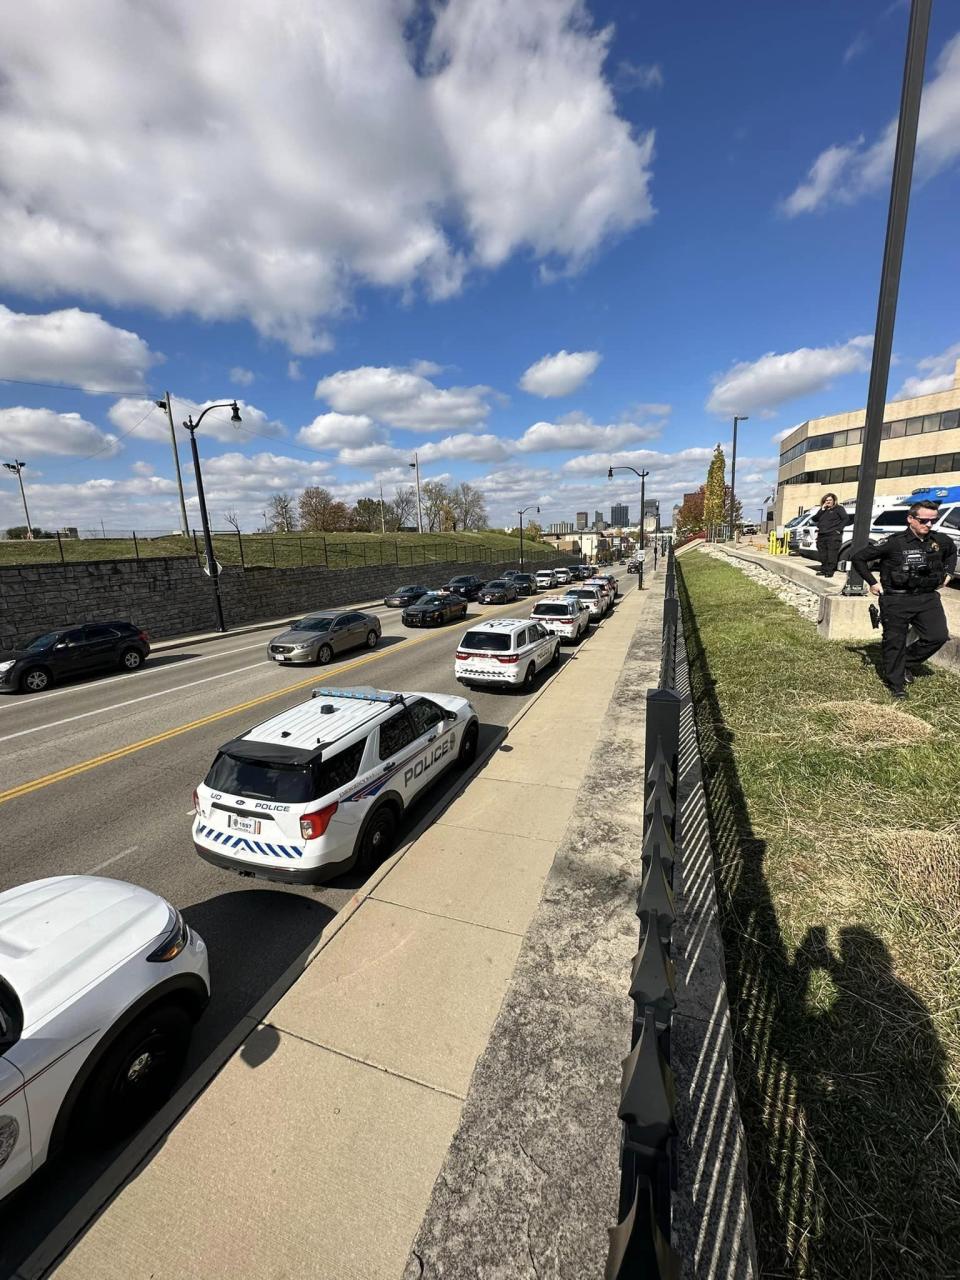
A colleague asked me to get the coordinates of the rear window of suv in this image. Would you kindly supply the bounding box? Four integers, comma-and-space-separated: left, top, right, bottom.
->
534, 603, 571, 617
873, 510, 910, 527
460, 630, 511, 651
205, 740, 365, 802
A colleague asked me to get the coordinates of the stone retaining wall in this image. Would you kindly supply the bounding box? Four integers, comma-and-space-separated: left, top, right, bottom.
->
0, 552, 577, 648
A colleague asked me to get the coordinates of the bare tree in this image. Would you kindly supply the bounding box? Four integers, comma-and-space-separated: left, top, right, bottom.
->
299, 486, 351, 531
450, 481, 488, 531
223, 509, 242, 533
392, 484, 416, 530
421, 479, 449, 532
267, 493, 298, 533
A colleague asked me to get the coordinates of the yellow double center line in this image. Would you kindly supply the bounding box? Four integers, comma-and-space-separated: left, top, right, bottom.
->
0, 621, 463, 807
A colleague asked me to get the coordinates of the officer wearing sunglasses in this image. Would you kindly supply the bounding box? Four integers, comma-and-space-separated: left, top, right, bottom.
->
851, 501, 956, 698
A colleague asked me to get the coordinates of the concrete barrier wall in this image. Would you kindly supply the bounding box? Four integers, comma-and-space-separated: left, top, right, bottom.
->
0, 553, 579, 648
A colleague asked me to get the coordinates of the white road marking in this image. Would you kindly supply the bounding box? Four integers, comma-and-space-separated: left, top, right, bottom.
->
0, 638, 271, 710
0, 661, 269, 744
87, 845, 139, 874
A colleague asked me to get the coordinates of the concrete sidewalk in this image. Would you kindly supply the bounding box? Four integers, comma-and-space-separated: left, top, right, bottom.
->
46, 580, 655, 1280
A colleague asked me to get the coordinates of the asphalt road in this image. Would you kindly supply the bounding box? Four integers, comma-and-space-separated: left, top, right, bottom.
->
0, 568, 634, 1276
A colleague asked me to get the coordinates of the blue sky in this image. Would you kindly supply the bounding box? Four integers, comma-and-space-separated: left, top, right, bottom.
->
0, 0, 958, 534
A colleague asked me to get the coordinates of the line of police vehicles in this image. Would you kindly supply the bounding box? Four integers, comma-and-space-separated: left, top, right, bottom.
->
786, 484, 960, 570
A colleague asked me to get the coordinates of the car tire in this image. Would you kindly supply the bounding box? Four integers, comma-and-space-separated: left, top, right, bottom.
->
70, 1002, 193, 1146
520, 663, 536, 692
357, 804, 397, 872
550, 642, 560, 668
20, 667, 51, 693
457, 721, 479, 767
119, 647, 143, 672
317, 643, 333, 665
366, 630, 379, 649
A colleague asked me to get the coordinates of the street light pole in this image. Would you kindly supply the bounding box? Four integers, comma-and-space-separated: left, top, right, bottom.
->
729, 415, 749, 540
518, 503, 539, 570
156, 392, 190, 537
378, 481, 386, 534
409, 453, 423, 533
845, 0, 932, 593
2, 461, 33, 537
607, 465, 649, 550
182, 401, 242, 633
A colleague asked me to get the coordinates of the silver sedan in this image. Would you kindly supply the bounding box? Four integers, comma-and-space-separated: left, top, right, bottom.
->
267, 610, 382, 666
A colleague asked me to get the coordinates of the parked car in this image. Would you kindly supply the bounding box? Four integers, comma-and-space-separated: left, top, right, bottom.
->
268, 610, 381, 666
445, 575, 486, 601
455, 618, 560, 692
512, 573, 538, 597
501, 569, 520, 579
553, 567, 572, 585
383, 584, 430, 608
478, 579, 519, 604
193, 686, 478, 884
0, 621, 151, 695
530, 596, 590, 643
402, 592, 469, 627
565, 585, 607, 620
584, 576, 616, 609
534, 568, 558, 590
0, 876, 209, 1201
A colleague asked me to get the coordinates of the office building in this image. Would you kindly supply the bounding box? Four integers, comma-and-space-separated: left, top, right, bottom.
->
548, 521, 575, 534
774, 359, 960, 522
575, 511, 589, 530
610, 502, 629, 526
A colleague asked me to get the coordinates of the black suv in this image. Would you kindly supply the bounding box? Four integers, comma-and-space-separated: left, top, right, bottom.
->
0, 622, 151, 694
446, 575, 486, 601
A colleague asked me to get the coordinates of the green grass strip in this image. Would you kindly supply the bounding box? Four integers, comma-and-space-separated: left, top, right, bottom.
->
680, 549, 960, 1278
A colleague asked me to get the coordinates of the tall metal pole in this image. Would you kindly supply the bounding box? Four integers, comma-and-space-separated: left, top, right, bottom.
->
845, 0, 932, 593
409, 453, 423, 534
158, 391, 190, 536
519, 510, 524, 571
379, 481, 386, 534
2, 461, 34, 537
640, 472, 646, 551
186, 425, 225, 632
729, 415, 748, 540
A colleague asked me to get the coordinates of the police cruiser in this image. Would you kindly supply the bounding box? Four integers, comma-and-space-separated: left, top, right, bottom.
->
192, 686, 479, 884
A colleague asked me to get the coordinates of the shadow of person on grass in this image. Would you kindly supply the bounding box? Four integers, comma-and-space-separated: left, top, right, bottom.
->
678, 563, 960, 1278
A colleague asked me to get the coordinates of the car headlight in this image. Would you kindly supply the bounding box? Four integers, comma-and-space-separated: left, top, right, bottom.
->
147, 909, 190, 963
0, 661, 14, 674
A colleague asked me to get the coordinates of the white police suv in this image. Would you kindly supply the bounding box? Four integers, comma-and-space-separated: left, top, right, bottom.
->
529, 595, 590, 643
0, 876, 209, 1202
454, 618, 560, 691
192, 686, 479, 885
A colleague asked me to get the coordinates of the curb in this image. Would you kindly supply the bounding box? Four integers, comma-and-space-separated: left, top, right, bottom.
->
14, 571, 641, 1280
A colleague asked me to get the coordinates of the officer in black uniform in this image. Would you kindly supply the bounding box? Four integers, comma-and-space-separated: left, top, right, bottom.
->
851, 501, 957, 698
810, 492, 847, 577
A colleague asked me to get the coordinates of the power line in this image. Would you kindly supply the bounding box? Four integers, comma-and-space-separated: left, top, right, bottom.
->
0, 376, 147, 396
79, 403, 160, 460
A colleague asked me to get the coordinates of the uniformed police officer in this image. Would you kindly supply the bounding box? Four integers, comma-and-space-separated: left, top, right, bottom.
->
851, 501, 957, 698
810, 492, 847, 577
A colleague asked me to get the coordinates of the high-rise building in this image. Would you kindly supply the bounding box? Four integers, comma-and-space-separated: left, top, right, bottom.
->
548, 521, 575, 534
610, 503, 629, 526
593, 510, 603, 529
575, 511, 588, 530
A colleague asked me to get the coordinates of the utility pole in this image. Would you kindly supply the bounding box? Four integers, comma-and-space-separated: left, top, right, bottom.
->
156, 392, 190, 537
518, 504, 539, 570
2, 461, 33, 537
729, 415, 749, 540
845, 0, 932, 592
409, 453, 423, 533
379, 481, 386, 533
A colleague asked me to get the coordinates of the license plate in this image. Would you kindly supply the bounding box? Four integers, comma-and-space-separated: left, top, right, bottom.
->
276, 654, 289, 661
228, 814, 261, 835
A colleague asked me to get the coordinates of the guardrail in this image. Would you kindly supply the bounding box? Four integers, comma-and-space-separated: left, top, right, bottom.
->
606, 541, 682, 1280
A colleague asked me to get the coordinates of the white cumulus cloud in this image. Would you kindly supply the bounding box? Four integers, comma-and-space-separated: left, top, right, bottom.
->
893, 342, 960, 399
0, 406, 119, 457
315, 365, 490, 431
0, 305, 157, 393
297, 413, 384, 451
515, 413, 662, 452
109, 397, 284, 445
229, 367, 255, 386
519, 350, 602, 397
782, 32, 960, 215
707, 336, 873, 416
0, 0, 655, 350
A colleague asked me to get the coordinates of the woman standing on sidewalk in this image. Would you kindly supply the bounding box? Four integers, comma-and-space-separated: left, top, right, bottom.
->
811, 493, 847, 578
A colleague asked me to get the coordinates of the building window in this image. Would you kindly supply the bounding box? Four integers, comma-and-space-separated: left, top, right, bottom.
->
888, 419, 906, 438
901, 458, 918, 476
942, 409, 959, 432
922, 414, 941, 433
905, 417, 923, 436
842, 466, 858, 481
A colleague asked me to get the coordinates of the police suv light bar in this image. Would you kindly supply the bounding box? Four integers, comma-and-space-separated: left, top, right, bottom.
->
310, 686, 404, 704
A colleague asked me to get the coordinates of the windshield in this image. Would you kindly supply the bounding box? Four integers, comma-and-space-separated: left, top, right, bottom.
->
873, 510, 910, 527
486, 581, 508, 589
515, 575, 534, 584
784, 514, 809, 529
291, 617, 333, 632
460, 631, 511, 651
417, 595, 446, 606
25, 631, 61, 650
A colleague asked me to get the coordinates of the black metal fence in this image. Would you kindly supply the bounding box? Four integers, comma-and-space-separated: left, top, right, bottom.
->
606, 542, 682, 1280
0, 528, 565, 571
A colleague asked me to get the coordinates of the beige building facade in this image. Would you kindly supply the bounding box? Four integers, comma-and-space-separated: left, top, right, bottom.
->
774, 358, 960, 523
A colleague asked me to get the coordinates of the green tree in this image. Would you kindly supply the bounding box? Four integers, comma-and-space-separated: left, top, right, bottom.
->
420, 479, 449, 532
299, 486, 350, 531
5, 525, 55, 539
704, 445, 727, 539
351, 497, 383, 532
